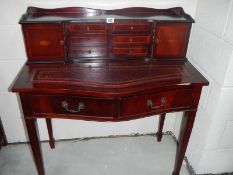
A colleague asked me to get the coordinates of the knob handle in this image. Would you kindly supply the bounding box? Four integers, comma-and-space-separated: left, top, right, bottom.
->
60, 40, 64, 45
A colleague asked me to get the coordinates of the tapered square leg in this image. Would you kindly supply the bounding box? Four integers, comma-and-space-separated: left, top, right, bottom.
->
25, 119, 45, 175
0, 118, 7, 147
46, 118, 55, 149
172, 111, 196, 175
156, 113, 166, 142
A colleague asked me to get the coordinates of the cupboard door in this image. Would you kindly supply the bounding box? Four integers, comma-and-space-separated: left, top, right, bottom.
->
153, 23, 191, 59
23, 24, 65, 62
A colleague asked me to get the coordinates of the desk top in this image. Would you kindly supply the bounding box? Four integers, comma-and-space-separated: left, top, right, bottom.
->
11, 60, 208, 97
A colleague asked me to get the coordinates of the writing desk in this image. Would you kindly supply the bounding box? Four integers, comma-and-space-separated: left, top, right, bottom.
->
10, 7, 209, 175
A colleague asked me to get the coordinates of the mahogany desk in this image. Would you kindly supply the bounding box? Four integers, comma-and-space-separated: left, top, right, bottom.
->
10, 7, 209, 175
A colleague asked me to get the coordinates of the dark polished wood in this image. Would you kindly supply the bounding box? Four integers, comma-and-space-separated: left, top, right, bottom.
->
0, 118, 7, 149
69, 35, 108, 46
22, 24, 66, 62
173, 111, 196, 175
11, 6, 209, 175
20, 7, 194, 23
11, 60, 208, 96
156, 113, 166, 142
69, 46, 108, 58
154, 23, 191, 59
19, 6, 194, 63
112, 22, 152, 34
67, 23, 108, 33
11, 60, 208, 175
45, 119, 55, 149
25, 119, 45, 175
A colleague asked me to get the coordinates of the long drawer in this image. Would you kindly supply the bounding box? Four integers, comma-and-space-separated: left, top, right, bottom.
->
112, 35, 152, 45
111, 45, 149, 57
27, 89, 193, 120
29, 95, 116, 118
120, 89, 193, 117
69, 46, 108, 58
67, 23, 108, 33
69, 35, 108, 46
112, 22, 152, 34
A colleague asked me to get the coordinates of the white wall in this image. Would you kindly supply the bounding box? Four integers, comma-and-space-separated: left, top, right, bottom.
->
184, 0, 233, 173
0, 0, 197, 143
3, 0, 233, 174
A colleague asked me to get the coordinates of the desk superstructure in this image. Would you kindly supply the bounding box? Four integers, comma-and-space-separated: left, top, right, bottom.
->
11, 7, 208, 175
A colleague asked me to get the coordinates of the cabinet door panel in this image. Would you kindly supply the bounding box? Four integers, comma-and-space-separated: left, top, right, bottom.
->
153, 23, 191, 59
23, 24, 65, 62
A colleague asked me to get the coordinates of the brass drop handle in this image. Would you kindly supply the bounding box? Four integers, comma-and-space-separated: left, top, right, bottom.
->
61, 101, 85, 113
128, 50, 133, 54
147, 97, 167, 109
130, 26, 134, 30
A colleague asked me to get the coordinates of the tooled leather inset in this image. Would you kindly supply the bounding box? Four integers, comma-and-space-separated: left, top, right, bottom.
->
32, 65, 190, 87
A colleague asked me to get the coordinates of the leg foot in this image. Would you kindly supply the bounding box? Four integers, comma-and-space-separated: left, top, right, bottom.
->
173, 111, 196, 175
25, 119, 45, 175
156, 113, 166, 142
46, 118, 55, 149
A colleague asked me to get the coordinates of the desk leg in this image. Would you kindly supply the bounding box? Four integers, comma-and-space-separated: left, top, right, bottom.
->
172, 111, 196, 175
25, 119, 45, 175
156, 113, 165, 142
46, 118, 55, 149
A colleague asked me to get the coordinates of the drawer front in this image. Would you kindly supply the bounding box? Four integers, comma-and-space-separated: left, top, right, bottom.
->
120, 90, 192, 117
112, 36, 152, 45
67, 23, 108, 33
69, 46, 108, 58
29, 95, 116, 118
112, 22, 151, 34
111, 45, 149, 57
69, 35, 108, 45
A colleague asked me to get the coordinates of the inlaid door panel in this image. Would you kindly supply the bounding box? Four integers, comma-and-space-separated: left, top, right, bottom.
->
153, 23, 191, 59
23, 24, 65, 62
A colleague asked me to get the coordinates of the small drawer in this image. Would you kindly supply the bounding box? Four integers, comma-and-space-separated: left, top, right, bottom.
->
111, 45, 149, 57
69, 35, 108, 46
120, 90, 192, 117
69, 46, 108, 58
29, 95, 116, 118
112, 22, 151, 34
112, 36, 152, 45
67, 23, 108, 33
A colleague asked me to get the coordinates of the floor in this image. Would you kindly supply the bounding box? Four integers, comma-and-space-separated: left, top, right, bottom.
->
0, 135, 190, 175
